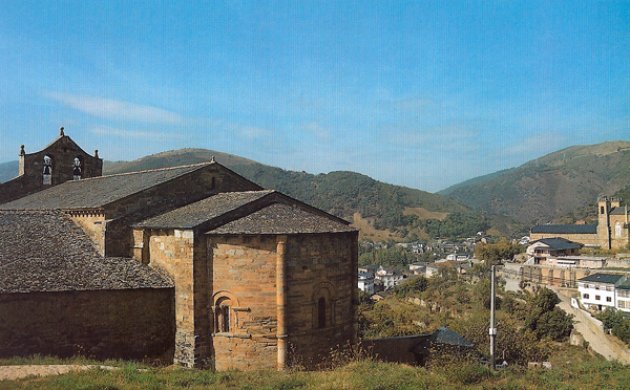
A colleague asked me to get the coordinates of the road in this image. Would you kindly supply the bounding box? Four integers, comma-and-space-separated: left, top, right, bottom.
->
553, 288, 630, 364
500, 270, 630, 364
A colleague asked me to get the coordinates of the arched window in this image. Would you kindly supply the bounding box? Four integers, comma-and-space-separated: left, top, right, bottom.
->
43, 155, 53, 185
312, 283, 335, 329
317, 297, 327, 328
73, 157, 82, 180
215, 297, 232, 333
600, 206, 605, 215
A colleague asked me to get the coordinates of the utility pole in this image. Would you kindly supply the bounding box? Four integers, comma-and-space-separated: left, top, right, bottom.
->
489, 264, 497, 370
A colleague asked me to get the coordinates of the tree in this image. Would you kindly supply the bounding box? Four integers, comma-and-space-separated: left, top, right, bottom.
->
531, 288, 560, 312
525, 288, 573, 341
474, 239, 522, 264
395, 275, 428, 297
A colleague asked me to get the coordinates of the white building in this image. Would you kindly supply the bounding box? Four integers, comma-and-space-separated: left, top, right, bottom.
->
375, 266, 404, 290
577, 273, 626, 311
614, 278, 630, 312
358, 271, 375, 294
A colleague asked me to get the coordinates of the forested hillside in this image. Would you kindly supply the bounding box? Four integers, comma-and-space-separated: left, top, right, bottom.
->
440, 141, 630, 225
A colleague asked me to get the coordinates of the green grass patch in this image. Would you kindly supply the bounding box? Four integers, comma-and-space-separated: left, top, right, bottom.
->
1, 358, 629, 389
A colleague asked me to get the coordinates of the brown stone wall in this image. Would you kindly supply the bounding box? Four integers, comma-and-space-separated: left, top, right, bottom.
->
208, 235, 279, 371
102, 164, 260, 257
521, 265, 592, 288
147, 230, 196, 366
284, 232, 357, 368
530, 232, 602, 247
361, 335, 430, 365
0, 289, 174, 362
70, 212, 106, 255
610, 214, 629, 249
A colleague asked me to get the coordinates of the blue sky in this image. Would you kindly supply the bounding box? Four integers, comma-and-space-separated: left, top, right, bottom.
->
0, 1, 628, 192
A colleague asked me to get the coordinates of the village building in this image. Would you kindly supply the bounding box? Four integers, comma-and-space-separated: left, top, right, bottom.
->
375, 265, 405, 289
358, 271, 375, 294
530, 196, 630, 250
525, 238, 583, 265
577, 273, 630, 312
0, 130, 358, 370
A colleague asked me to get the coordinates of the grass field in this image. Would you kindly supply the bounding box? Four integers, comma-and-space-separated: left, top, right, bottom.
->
1, 356, 629, 390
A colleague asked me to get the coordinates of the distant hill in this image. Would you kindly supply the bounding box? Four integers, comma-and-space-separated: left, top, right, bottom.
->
440, 141, 630, 225
0, 161, 18, 183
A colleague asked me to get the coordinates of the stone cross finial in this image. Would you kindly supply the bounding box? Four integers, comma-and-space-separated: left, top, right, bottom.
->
94, 150, 99, 158
60, 127, 65, 136
210, 155, 216, 163
20, 145, 25, 156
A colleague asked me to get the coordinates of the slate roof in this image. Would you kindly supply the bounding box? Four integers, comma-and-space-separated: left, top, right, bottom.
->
135, 190, 274, 229
432, 327, 474, 348
0, 163, 213, 210
577, 273, 624, 285
610, 207, 629, 215
616, 278, 630, 290
531, 224, 597, 234
530, 237, 583, 251
0, 210, 172, 293
207, 203, 356, 235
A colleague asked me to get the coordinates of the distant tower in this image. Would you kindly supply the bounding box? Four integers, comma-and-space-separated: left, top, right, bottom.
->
597, 196, 612, 249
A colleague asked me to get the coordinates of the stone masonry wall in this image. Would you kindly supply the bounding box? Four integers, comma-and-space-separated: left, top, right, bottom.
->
209, 235, 279, 371
70, 212, 106, 255
0, 289, 174, 362
521, 265, 592, 288
609, 214, 629, 249
284, 232, 357, 369
147, 230, 196, 366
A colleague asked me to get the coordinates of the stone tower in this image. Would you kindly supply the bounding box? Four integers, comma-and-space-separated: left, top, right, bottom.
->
0, 127, 103, 204
597, 195, 612, 249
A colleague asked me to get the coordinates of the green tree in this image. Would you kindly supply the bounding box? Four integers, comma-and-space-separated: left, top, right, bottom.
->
525, 288, 573, 341
474, 239, 522, 264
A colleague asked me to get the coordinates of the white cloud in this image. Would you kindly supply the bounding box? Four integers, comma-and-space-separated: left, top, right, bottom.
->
90, 126, 184, 140
46, 92, 184, 124
392, 126, 478, 150
504, 133, 568, 155
230, 124, 272, 140
302, 122, 330, 140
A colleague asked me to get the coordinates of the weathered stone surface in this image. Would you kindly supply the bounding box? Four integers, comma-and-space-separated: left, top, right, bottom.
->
0, 289, 174, 362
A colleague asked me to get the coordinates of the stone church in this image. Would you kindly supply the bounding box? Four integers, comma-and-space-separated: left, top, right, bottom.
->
0, 129, 358, 370
530, 195, 629, 250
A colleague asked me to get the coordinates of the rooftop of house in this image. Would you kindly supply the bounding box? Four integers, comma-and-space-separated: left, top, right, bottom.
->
134, 190, 274, 229
0, 210, 173, 294
616, 278, 630, 290
530, 224, 598, 235
206, 203, 356, 235
432, 326, 474, 348
610, 206, 629, 216
0, 162, 218, 210
529, 237, 583, 251
577, 273, 625, 285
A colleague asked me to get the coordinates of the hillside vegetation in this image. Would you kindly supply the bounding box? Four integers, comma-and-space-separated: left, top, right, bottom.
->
440, 141, 630, 225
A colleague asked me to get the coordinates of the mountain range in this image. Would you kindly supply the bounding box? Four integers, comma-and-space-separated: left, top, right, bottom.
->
439, 141, 630, 225
1, 140, 628, 239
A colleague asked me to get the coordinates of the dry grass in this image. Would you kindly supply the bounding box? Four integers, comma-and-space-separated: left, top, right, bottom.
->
403, 207, 448, 221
